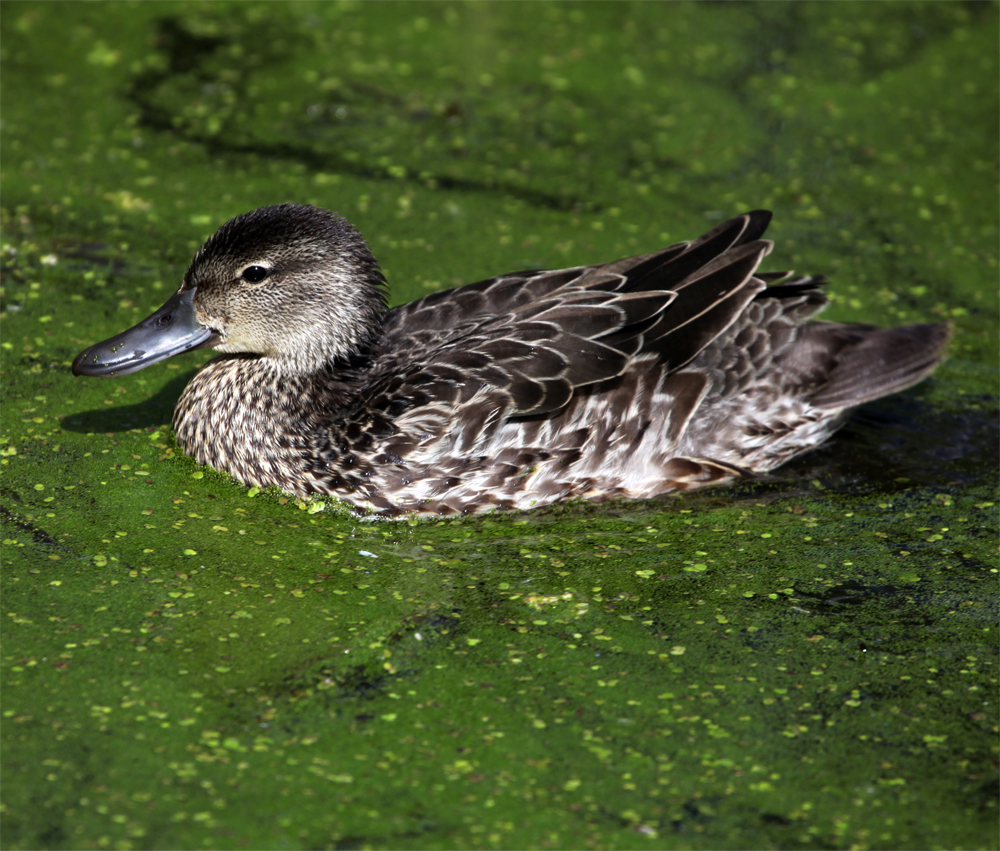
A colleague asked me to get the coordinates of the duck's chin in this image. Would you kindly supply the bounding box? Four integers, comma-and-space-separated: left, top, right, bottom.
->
218, 339, 360, 376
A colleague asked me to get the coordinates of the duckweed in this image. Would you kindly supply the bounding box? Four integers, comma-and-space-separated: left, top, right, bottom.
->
2, 3, 997, 850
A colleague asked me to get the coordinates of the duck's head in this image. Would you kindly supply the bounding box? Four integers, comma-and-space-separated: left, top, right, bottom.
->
73, 204, 387, 377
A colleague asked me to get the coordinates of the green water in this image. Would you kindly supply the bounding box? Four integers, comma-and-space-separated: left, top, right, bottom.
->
2, 3, 997, 849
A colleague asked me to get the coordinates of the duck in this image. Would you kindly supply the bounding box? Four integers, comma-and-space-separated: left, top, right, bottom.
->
73, 204, 949, 516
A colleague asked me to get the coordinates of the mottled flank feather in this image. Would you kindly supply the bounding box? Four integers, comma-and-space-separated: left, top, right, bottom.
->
81, 204, 950, 515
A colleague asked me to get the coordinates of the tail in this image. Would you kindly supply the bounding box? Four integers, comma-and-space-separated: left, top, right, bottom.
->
808, 322, 950, 410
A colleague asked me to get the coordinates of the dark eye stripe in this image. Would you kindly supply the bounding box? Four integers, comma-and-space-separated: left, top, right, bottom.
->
241, 265, 270, 284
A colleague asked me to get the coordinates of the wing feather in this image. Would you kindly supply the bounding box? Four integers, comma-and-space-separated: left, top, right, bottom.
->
366, 212, 787, 435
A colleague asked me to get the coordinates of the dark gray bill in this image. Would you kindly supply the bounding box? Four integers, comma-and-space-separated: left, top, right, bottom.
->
72, 288, 218, 377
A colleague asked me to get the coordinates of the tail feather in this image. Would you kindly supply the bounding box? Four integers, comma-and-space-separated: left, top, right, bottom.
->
809, 322, 950, 410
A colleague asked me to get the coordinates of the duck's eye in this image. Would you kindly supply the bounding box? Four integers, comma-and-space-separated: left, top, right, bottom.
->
241, 265, 270, 284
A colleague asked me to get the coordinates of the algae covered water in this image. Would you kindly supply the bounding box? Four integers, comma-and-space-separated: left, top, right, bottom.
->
2, 3, 997, 849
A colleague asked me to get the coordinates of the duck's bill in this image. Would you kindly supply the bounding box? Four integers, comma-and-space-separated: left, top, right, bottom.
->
72, 289, 219, 377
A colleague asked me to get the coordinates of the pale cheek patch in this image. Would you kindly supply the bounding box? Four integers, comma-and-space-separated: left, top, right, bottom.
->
217, 320, 280, 356
194, 302, 230, 342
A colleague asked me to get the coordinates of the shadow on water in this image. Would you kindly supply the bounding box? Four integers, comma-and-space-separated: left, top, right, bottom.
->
60, 372, 195, 434
716, 391, 999, 503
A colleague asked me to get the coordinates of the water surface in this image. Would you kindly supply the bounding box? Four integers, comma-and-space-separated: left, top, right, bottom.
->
2, 3, 997, 849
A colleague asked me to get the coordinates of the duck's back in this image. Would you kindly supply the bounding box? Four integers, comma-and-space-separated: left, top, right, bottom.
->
344, 212, 947, 513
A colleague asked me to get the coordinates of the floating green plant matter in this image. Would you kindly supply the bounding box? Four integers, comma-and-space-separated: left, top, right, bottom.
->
2, 3, 997, 850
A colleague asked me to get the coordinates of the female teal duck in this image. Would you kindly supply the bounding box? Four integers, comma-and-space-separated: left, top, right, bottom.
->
73, 204, 948, 515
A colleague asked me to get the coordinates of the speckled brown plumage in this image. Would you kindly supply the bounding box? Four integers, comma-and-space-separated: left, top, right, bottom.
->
76, 204, 950, 516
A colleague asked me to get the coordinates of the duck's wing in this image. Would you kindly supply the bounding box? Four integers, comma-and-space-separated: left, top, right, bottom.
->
381, 210, 773, 338
369, 211, 775, 421
369, 286, 676, 419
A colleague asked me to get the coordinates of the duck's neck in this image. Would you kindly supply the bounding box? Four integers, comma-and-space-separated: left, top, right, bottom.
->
253, 313, 385, 377
172, 354, 365, 494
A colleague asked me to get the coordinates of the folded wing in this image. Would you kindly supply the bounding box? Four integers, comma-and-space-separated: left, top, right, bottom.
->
371, 211, 777, 423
